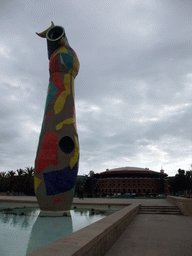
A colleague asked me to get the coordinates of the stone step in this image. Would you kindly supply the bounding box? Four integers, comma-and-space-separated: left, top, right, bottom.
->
139, 205, 179, 208
138, 205, 182, 215
140, 206, 180, 210
139, 211, 182, 215
139, 208, 181, 211
139, 208, 181, 212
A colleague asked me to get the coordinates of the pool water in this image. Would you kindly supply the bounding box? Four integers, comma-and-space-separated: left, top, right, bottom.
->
0, 203, 116, 256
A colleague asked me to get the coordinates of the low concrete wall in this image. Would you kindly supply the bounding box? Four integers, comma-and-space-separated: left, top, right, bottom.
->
166, 196, 192, 216
72, 200, 130, 211
27, 203, 140, 256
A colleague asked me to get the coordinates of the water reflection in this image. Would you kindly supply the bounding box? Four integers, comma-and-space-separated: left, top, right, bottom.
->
26, 212, 73, 255
0, 207, 39, 256
0, 205, 114, 256
0, 207, 39, 228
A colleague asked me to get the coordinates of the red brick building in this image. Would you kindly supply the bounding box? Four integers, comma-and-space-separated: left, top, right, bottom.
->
95, 167, 168, 196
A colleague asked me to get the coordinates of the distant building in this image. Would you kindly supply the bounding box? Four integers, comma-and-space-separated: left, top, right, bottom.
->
95, 167, 168, 196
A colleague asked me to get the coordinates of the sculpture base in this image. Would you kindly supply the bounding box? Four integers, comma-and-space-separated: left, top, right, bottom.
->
39, 210, 71, 217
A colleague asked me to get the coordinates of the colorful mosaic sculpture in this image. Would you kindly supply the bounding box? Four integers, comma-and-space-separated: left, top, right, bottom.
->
34, 22, 80, 211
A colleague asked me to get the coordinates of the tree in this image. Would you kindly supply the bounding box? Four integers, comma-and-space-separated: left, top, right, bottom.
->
7, 170, 16, 178
14, 169, 26, 194
24, 167, 34, 177
23, 167, 35, 195
0, 167, 35, 195
170, 169, 189, 194
0, 172, 8, 192
16, 169, 24, 176
6, 171, 16, 192
84, 171, 98, 197
186, 171, 192, 194
0, 172, 6, 178
75, 175, 87, 198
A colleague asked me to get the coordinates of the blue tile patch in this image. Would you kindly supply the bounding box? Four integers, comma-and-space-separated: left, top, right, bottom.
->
43, 164, 78, 196
60, 50, 73, 72
45, 81, 58, 111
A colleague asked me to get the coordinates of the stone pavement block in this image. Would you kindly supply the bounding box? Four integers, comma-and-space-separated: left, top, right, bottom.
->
168, 240, 192, 256
105, 214, 192, 256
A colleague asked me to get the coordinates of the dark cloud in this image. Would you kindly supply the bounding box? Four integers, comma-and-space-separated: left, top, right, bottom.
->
0, 0, 192, 175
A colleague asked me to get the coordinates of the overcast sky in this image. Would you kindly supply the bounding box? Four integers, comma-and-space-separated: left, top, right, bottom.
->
1, 0, 192, 176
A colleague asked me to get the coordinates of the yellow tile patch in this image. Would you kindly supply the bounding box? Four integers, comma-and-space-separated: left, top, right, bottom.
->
70, 136, 79, 169
34, 176, 42, 194
52, 46, 68, 58
54, 91, 69, 114
54, 74, 72, 115
56, 118, 75, 130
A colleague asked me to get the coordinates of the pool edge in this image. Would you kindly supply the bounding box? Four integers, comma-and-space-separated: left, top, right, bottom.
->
27, 202, 140, 256
0, 197, 140, 256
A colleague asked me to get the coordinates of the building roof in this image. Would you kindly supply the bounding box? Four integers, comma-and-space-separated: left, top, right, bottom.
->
96, 166, 167, 178
106, 167, 152, 172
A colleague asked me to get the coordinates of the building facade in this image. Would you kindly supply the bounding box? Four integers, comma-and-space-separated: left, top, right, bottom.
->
95, 167, 168, 196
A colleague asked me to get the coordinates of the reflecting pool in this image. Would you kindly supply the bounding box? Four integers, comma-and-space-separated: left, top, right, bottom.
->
0, 203, 116, 256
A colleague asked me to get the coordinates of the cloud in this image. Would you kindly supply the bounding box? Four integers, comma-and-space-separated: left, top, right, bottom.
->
0, 0, 192, 176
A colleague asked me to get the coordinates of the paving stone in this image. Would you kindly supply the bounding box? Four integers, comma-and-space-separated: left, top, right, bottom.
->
105, 214, 192, 256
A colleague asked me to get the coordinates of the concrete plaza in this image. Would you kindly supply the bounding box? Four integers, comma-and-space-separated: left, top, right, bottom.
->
0, 196, 192, 256
105, 214, 192, 256
105, 199, 192, 256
